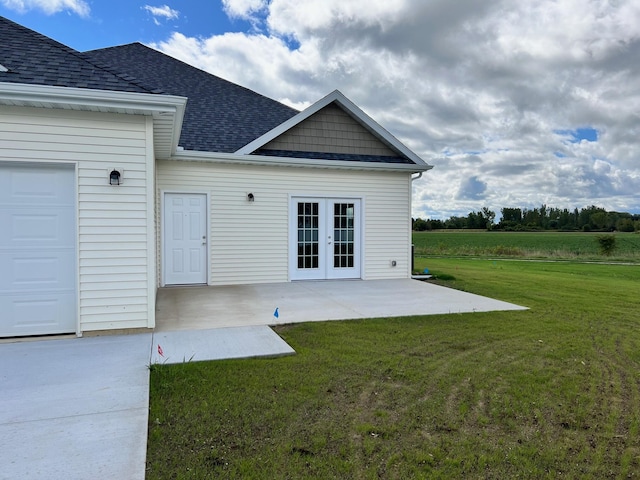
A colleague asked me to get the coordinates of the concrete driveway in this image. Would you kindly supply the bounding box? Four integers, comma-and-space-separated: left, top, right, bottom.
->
1, 279, 526, 479
0, 334, 152, 480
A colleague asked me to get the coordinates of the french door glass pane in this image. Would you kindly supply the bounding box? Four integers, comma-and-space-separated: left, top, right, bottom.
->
297, 202, 319, 270
333, 202, 355, 269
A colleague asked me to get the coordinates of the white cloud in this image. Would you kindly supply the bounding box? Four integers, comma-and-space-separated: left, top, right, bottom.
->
143, 4, 179, 26
1, 0, 89, 16
221, 0, 267, 20
266, 0, 409, 36
151, 0, 640, 218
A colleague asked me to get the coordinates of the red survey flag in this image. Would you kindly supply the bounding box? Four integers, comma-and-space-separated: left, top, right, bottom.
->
158, 344, 164, 357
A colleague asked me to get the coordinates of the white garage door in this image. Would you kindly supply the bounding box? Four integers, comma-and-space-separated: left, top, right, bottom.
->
0, 163, 77, 337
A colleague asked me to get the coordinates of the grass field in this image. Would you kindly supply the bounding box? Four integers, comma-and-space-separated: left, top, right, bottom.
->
147, 253, 640, 478
413, 230, 640, 261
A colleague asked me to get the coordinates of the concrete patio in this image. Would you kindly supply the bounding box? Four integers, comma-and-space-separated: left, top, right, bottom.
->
151, 278, 527, 366
155, 278, 527, 331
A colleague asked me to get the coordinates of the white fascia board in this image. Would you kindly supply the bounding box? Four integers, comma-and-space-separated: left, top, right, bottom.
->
0, 82, 186, 159
235, 89, 433, 168
173, 149, 433, 173
0, 82, 187, 114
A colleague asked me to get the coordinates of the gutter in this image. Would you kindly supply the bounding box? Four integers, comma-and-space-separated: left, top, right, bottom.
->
172, 149, 434, 174
0, 83, 187, 114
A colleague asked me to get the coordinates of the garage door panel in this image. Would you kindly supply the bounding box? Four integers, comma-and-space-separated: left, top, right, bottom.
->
0, 251, 76, 292
0, 293, 75, 337
0, 163, 77, 337
0, 165, 75, 206
0, 207, 76, 247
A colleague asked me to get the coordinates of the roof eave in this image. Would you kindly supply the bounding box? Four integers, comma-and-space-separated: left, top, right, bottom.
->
171, 149, 434, 173
0, 83, 187, 160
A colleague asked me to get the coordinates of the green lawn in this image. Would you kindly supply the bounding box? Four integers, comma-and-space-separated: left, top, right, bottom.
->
413, 230, 640, 261
147, 258, 640, 479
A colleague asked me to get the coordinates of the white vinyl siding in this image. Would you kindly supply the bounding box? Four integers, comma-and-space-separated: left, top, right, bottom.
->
157, 159, 411, 286
0, 106, 154, 333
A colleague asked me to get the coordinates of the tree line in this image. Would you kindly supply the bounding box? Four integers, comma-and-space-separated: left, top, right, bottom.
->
413, 205, 640, 232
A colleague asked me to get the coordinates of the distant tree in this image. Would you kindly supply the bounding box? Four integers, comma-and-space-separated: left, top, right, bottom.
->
499, 208, 522, 229
445, 216, 466, 229
556, 208, 575, 229
616, 218, 635, 232
467, 211, 485, 229
501, 207, 522, 224
580, 205, 607, 229
548, 207, 562, 229
430, 219, 445, 230
428, 205, 636, 233
482, 207, 496, 230
540, 204, 549, 229
590, 212, 608, 230
522, 207, 541, 229
413, 218, 430, 231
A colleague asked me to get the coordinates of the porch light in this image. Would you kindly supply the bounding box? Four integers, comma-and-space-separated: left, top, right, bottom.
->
247, 193, 255, 202
109, 169, 121, 186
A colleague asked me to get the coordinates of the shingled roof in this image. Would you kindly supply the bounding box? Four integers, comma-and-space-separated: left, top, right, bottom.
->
0, 16, 155, 94
1, 16, 428, 168
86, 43, 299, 153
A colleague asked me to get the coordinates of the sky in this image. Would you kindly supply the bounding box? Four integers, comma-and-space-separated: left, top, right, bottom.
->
2, 0, 639, 220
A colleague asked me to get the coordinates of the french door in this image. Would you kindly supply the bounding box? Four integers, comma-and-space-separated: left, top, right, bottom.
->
290, 197, 361, 280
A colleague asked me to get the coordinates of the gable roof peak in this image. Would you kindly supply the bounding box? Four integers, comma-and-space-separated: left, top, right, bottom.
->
236, 89, 431, 167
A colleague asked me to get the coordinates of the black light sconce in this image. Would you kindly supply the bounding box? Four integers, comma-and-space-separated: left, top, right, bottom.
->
247, 193, 255, 202
109, 169, 122, 186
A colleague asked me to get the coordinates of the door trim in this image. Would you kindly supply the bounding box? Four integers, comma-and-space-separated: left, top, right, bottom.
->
288, 195, 363, 281
161, 191, 210, 287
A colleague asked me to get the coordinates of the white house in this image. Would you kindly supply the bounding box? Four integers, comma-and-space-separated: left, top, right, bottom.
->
0, 16, 432, 337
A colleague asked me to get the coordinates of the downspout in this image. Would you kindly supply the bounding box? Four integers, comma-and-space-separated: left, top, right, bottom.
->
410, 172, 422, 276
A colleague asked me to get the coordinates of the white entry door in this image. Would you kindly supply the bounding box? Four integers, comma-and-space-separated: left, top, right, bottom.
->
163, 193, 207, 285
290, 198, 361, 281
0, 163, 77, 337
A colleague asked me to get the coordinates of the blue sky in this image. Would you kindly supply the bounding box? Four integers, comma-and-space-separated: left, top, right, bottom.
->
1, 1, 639, 218
0, 2, 246, 50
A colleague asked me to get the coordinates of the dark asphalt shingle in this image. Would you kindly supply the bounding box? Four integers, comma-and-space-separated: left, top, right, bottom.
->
254, 149, 412, 164
85, 43, 299, 153
0, 16, 156, 94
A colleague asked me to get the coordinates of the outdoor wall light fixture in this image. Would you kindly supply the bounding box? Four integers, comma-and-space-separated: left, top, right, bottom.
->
109, 169, 122, 186
247, 193, 255, 202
